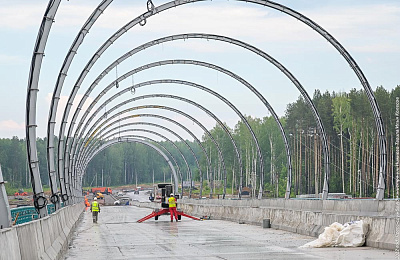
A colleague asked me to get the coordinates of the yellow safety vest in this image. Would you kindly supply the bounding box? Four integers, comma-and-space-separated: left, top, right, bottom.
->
168, 197, 176, 207
91, 201, 99, 212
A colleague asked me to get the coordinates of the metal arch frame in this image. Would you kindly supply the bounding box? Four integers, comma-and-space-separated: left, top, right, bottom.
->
76, 94, 240, 198
26, 0, 61, 217
76, 111, 214, 198
27, 0, 386, 212
83, 59, 292, 199
75, 110, 214, 195
72, 93, 235, 200
84, 127, 196, 198
83, 137, 179, 193
117, 134, 183, 195
79, 120, 206, 198
68, 58, 292, 198
52, 3, 385, 201
105, 134, 182, 183
47, 1, 112, 210
82, 134, 181, 190
80, 121, 203, 199
75, 105, 228, 199
70, 77, 263, 199
57, 32, 324, 200
67, 78, 264, 199
86, 128, 188, 198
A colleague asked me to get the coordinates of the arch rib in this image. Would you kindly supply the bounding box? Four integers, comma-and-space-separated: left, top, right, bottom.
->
69, 59, 291, 198
69, 77, 264, 198
84, 130, 187, 198
28, 0, 385, 208
73, 94, 234, 199
84, 137, 179, 193
77, 112, 215, 198
80, 122, 203, 199
82, 134, 181, 188
59, 33, 324, 199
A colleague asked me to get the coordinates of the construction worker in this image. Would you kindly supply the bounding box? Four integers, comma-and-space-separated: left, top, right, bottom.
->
90, 197, 100, 223
84, 195, 90, 207
168, 193, 178, 222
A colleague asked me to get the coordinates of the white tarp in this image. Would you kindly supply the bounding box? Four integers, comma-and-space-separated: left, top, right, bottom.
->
300, 220, 368, 248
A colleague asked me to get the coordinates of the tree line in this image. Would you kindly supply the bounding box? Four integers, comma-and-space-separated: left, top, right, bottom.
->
0, 85, 399, 198
201, 85, 400, 198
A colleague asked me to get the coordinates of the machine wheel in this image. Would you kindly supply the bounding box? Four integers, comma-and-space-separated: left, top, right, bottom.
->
155, 216, 158, 220
178, 215, 181, 220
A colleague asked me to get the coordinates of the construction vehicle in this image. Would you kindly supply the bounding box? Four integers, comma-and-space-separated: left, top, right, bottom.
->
91, 187, 112, 195
137, 183, 200, 223
96, 192, 104, 199
14, 189, 28, 197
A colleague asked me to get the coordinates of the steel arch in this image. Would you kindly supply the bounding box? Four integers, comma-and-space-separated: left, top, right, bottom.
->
75, 110, 213, 192
75, 105, 228, 199
84, 137, 179, 193
84, 129, 189, 198
75, 94, 240, 198
71, 91, 238, 199
83, 134, 181, 188
46, 0, 112, 210
26, 1, 386, 213
27, 0, 61, 217
80, 122, 204, 198
71, 77, 264, 198
76, 112, 215, 198
72, 94, 235, 199
72, 59, 292, 199
57, 33, 323, 200
68, 59, 292, 198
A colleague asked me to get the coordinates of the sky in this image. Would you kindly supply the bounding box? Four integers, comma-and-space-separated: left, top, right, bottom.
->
0, 0, 399, 141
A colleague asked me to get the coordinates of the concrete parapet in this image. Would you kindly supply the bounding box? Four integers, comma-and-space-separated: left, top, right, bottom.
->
174, 198, 396, 251
16, 218, 45, 260
0, 202, 84, 260
0, 227, 21, 260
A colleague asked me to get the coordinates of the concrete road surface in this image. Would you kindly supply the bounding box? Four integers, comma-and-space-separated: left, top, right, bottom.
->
64, 205, 395, 260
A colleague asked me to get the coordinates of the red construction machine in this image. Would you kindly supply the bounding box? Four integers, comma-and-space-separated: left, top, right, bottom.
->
137, 183, 200, 223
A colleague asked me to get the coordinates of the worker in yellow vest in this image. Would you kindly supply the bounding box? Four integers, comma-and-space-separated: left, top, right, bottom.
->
90, 197, 100, 223
168, 193, 178, 222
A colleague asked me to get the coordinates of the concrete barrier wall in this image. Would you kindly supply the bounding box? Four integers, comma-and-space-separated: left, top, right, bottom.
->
0, 203, 84, 260
133, 198, 395, 251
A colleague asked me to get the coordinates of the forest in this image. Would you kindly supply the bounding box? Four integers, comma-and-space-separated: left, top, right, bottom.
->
0, 85, 399, 198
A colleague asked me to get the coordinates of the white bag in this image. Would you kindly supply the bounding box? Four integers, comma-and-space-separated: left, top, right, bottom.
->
300, 222, 343, 248
300, 220, 367, 248
336, 220, 367, 247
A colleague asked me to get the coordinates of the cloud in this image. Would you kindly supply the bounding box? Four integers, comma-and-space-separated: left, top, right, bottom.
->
0, 4, 45, 30
0, 54, 26, 65
0, 2, 143, 30
0, 120, 25, 137
0, 120, 24, 129
303, 4, 400, 52
2, 1, 398, 53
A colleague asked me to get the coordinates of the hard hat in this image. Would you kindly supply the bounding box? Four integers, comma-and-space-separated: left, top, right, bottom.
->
170, 193, 174, 196
94, 197, 97, 200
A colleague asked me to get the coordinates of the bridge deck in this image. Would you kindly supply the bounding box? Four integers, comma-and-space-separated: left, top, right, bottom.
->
64, 205, 394, 259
